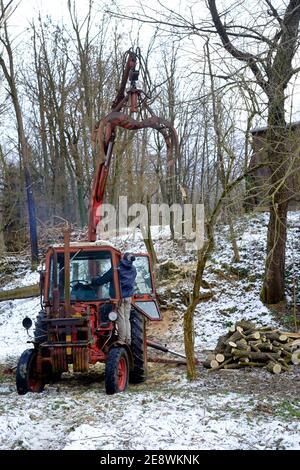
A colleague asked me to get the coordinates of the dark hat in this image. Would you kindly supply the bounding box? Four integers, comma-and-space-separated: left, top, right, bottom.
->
124, 252, 136, 262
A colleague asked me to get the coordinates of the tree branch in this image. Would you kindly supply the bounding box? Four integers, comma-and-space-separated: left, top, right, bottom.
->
208, 0, 269, 93
264, 0, 283, 26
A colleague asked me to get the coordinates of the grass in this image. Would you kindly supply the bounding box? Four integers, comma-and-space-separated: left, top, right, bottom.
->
276, 400, 300, 419
0, 365, 15, 384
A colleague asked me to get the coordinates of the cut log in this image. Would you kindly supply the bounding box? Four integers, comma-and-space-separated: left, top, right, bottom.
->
280, 350, 292, 360
224, 362, 264, 369
238, 338, 248, 345
279, 344, 292, 353
215, 354, 225, 363
291, 339, 300, 348
210, 359, 219, 369
272, 340, 283, 348
257, 343, 273, 352
228, 341, 237, 348
214, 333, 232, 353
266, 361, 281, 374
235, 320, 256, 330
280, 332, 300, 338
248, 340, 260, 346
208, 358, 233, 371
243, 328, 255, 336
291, 350, 300, 365
203, 359, 219, 369
278, 334, 288, 342
226, 331, 245, 343
258, 327, 278, 333
265, 332, 290, 343
272, 344, 292, 358
231, 350, 281, 362
236, 326, 244, 334
246, 332, 260, 341
235, 340, 251, 351
277, 358, 291, 372
0, 284, 39, 302
265, 332, 281, 342
206, 353, 216, 361
238, 358, 250, 364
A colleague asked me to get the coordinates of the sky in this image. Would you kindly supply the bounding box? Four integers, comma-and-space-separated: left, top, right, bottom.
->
2, 0, 300, 124
10, 0, 81, 25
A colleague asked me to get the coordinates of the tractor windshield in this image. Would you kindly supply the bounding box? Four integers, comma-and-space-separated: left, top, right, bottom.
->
49, 250, 115, 301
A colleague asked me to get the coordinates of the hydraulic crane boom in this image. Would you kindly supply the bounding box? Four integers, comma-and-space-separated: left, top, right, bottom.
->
88, 48, 178, 242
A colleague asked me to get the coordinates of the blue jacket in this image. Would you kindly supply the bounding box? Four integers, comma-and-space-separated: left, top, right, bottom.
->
93, 259, 137, 298
118, 258, 137, 298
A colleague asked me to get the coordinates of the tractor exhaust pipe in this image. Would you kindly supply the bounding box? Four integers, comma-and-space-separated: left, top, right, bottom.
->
64, 226, 71, 317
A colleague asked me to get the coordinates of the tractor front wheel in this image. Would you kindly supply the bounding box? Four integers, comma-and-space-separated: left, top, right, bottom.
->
105, 347, 129, 395
16, 348, 44, 395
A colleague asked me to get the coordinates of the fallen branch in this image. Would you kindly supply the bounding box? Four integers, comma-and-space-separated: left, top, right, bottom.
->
0, 284, 39, 302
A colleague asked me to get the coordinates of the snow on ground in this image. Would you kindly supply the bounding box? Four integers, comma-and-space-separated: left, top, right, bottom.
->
0, 366, 299, 450
2, 270, 39, 292
0, 297, 40, 363
0, 211, 299, 450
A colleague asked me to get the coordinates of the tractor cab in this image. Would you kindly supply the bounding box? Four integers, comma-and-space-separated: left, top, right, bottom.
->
43, 242, 161, 322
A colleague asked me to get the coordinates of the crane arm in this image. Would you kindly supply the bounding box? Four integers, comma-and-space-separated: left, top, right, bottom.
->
88, 49, 178, 242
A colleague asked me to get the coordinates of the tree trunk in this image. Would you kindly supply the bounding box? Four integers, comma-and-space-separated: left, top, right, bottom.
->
261, 91, 288, 304
262, 200, 288, 303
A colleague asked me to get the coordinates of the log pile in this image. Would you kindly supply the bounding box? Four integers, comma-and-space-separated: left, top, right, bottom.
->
204, 320, 300, 374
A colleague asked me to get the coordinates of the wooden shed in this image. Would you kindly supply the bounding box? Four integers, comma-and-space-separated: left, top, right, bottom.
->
247, 122, 300, 208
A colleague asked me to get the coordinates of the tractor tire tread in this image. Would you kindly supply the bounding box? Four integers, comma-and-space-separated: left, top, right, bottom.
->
105, 347, 129, 395
130, 308, 146, 384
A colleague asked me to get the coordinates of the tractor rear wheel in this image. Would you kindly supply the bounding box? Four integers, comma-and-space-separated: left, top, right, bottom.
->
16, 348, 44, 395
129, 308, 147, 384
105, 347, 129, 394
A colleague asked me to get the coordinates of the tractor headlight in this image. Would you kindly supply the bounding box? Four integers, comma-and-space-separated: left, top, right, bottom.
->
22, 317, 32, 330
108, 311, 118, 321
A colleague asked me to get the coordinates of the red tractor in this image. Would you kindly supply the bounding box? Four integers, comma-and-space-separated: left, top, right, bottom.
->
16, 48, 178, 395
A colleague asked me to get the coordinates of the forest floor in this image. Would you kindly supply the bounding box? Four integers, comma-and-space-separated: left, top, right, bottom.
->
0, 211, 299, 450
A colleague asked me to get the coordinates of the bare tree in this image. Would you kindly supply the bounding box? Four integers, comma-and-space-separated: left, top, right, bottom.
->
207, 0, 300, 303
0, 0, 39, 266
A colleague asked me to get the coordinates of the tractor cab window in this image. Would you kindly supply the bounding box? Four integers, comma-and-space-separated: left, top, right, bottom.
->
49, 250, 115, 301
134, 300, 160, 320
133, 256, 153, 295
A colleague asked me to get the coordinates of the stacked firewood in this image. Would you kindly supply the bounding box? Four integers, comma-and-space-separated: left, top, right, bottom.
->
204, 320, 300, 374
